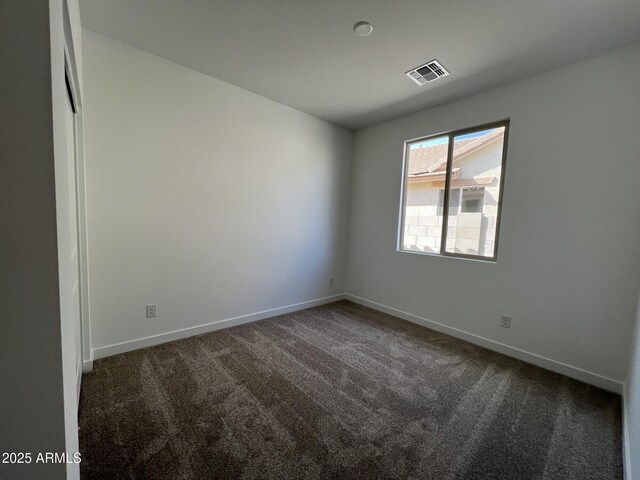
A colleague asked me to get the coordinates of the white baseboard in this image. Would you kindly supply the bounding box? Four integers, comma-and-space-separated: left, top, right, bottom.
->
92, 294, 346, 360
623, 382, 633, 480
90, 291, 622, 394
82, 360, 94, 373
345, 294, 623, 394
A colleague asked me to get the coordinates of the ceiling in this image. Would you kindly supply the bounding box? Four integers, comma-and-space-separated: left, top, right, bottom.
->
80, 0, 640, 130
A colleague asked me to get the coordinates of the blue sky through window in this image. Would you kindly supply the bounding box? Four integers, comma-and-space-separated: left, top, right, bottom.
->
410, 136, 448, 150
409, 128, 495, 149
455, 128, 494, 141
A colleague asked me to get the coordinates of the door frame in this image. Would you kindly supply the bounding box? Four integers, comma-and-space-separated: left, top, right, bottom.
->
63, 29, 92, 376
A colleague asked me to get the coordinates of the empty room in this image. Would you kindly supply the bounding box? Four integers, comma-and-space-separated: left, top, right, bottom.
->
2, 0, 640, 479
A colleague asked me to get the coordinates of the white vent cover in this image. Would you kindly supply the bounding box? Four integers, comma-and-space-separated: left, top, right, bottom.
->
405, 60, 449, 86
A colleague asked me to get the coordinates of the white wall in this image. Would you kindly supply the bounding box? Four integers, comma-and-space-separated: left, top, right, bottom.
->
627, 289, 640, 479
83, 30, 352, 355
346, 41, 640, 388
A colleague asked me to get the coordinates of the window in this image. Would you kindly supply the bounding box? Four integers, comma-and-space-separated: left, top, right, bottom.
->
399, 120, 509, 261
460, 187, 485, 213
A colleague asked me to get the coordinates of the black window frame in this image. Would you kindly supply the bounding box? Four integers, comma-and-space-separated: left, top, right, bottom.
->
398, 119, 510, 262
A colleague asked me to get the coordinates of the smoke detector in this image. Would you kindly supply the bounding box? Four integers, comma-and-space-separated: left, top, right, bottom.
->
405, 60, 449, 86
354, 21, 373, 37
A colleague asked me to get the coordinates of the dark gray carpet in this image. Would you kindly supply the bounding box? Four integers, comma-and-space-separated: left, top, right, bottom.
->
79, 301, 623, 479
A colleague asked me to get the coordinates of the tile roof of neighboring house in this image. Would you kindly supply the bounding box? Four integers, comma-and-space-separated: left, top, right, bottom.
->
408, 128, 503, 176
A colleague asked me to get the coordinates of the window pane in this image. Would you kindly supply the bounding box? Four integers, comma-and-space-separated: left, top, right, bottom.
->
402, 136, 449, 253
444, 127, 505, 257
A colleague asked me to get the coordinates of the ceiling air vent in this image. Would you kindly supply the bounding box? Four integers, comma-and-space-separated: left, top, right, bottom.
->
405, 60, 449, 86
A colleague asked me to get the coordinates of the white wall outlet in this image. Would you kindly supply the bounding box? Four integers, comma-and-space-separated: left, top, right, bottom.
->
329, 277, 334, 286
500, 315, 512, 328
146, 304, 157, 318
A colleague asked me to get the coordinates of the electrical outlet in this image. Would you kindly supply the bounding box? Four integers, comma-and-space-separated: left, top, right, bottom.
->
329, 277, 334, 286
500, 315, 512, 328
146, 304, 157, 318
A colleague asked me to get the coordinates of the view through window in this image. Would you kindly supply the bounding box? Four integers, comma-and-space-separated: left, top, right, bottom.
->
399, 121, 509, 260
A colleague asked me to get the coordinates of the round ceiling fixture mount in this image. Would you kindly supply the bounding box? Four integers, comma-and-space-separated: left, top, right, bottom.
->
353, 21, 373, 37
